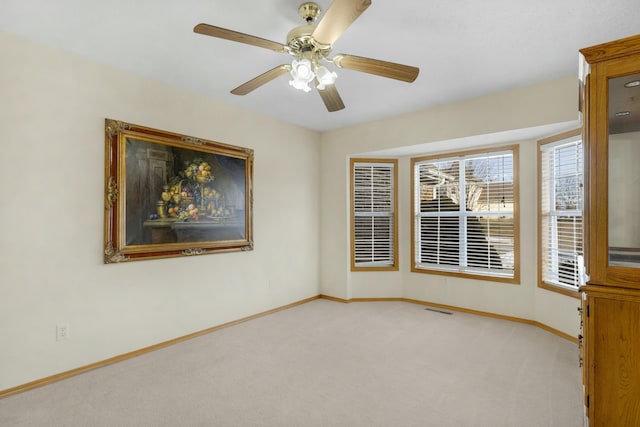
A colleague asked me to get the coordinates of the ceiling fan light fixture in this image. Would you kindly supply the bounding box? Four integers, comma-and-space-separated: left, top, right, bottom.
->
289, 58, 320, 92
315, 65, 337, 89
291, 58, 314, 81
289, 78, 313, 92
194, 0, 417, 111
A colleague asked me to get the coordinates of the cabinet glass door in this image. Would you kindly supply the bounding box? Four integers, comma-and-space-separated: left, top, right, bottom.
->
608, 72, 640, 267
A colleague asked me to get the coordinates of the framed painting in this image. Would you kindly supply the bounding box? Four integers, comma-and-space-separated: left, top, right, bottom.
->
104, 119, 254, 263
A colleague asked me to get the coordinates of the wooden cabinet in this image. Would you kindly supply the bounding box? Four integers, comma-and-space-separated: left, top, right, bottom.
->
581, 287, 640, 425
579, 34, 640, 426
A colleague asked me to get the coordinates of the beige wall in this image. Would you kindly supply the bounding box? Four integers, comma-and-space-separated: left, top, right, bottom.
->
0, 31, 321, 391
320, 76, 582, 336
1, 29, 585, 392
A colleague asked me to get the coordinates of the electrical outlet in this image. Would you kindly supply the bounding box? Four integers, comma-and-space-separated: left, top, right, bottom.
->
56, 324, 69, 341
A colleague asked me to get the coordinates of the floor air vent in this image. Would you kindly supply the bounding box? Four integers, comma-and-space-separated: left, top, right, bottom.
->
425, 307, 453, 315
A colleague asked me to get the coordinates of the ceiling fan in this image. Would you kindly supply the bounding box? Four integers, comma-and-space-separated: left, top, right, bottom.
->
193, 0, 419, 112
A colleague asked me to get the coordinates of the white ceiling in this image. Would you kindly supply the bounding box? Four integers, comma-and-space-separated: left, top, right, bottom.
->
1, 0, 638, 132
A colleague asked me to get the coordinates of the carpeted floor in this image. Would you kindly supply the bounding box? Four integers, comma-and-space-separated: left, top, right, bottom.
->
0, 299, 583, 426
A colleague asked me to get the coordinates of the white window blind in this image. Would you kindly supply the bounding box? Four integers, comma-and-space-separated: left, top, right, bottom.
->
353, 162, 395, 267
540, 138, 583, 290
414, 150, 516, 279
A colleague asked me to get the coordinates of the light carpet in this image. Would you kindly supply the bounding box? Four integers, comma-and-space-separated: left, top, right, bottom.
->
0, 299, 583, 426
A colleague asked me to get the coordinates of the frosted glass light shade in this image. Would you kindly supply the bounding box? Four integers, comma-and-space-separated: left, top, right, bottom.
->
316, 65, 337, 88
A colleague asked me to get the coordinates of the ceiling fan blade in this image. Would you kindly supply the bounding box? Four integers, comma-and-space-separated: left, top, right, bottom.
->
312, 0, 372, 46
317, 84, 345, 112
231, 65, 291, 95
194, 23, 288, 53
333, 54, 419, 82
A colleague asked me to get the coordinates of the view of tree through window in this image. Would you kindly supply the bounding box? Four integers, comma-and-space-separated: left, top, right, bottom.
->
539, 135, 583, 292
413, 147, 518, 281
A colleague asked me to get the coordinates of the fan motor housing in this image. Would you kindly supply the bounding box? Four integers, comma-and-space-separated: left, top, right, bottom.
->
286, 2, 331, 60
287, 25, 329, 58
298, 2, 321, 22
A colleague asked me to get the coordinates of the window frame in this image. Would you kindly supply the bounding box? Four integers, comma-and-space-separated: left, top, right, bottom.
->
350, 158, 399, 271
537, 129, 583, 298
410, 145, 520, 284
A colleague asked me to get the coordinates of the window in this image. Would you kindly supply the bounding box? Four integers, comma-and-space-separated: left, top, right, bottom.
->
351, 159, 398, 270
412, 146, 519, 283
538, 130, 583, 296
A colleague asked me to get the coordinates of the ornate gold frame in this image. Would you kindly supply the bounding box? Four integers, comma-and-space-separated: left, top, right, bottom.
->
104, 119, 254, 263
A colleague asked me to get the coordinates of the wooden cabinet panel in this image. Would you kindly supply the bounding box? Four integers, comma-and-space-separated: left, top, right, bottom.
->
580, 33, 640, 427
589, 293, 640, 425
581, 35, 640, 289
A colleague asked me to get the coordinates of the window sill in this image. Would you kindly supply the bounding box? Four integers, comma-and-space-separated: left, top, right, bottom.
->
411, 265, 519, 285
352, 265, 399, 272
538, 281, 580, 298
